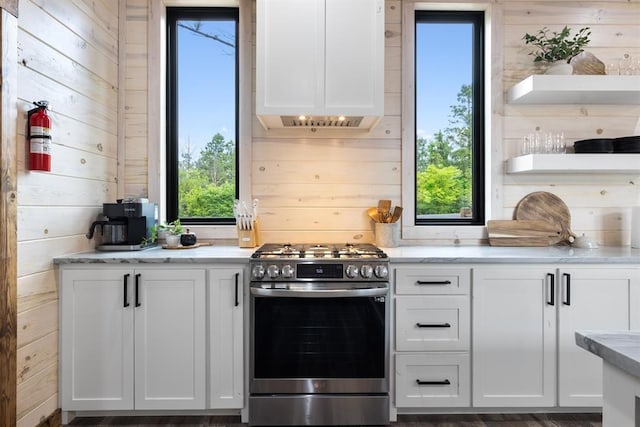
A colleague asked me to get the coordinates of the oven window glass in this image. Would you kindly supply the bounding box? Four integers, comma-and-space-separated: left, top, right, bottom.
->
254, 297, 385, 379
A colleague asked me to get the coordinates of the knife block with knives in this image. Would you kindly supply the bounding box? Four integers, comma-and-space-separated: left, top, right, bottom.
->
238, 219, 259, 248
235, 198, 260, 247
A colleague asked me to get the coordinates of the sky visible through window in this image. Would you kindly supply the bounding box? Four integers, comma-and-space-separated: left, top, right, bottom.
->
416, 23, 472, 141
177, 20, 236, 160
175, 19, 471, 160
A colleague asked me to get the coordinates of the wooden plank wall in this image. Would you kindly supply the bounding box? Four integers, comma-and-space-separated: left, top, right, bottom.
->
1, 5, 18, 427
501, 0, 640, 246
15, 0, 119, 425
123, 0, 640, 246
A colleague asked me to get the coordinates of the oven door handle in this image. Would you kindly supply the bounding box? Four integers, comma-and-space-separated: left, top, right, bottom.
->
250, 285, 388, 298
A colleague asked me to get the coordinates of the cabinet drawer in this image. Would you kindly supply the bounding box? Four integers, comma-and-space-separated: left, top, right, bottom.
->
395, 267, 470, 295
396, 296, 469, 351
395, 353, 470, 407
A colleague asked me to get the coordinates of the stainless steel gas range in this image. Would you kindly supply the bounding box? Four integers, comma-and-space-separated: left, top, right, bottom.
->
248, 243, 390, 426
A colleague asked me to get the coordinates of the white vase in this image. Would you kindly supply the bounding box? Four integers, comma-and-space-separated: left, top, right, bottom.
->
165, 234, 181, 246
545, 61, 573, 75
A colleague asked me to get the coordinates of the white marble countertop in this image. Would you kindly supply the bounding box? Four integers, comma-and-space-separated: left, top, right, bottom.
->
576, 331, 640, 379
384, 245, 640, 263
53, 244, 640, 264
54, 244, 255, 264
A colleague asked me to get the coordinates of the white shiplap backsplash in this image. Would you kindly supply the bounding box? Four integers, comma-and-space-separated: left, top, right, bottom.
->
123, 0, 640, 246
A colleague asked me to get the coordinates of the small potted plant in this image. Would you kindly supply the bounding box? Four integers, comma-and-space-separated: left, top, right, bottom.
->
150, 219, 183, 246
522, 26, 591, 74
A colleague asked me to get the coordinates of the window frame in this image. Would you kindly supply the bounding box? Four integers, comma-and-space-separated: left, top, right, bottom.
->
165, 6, 240, 225
414, 10, 485, 226
401, 2, 494, 241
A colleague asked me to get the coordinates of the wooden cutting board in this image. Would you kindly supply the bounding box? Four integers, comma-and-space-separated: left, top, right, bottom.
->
513, 191, 575, 243
487, 220, 563, 246
162, 242, 213, 249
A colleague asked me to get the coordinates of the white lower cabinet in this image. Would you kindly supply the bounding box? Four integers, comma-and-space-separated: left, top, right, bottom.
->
60, 266, 206, 411
208, 267, 244, 409
473, 265, 640, 408
472, 266, 556, 407
394, 266, 471, 409
557, 267, 640, 406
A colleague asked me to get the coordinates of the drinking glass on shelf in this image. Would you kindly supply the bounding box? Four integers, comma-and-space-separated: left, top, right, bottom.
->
521, 135, 532, 155
620, 54, 633, 75
606, 62, 620, 75
521, 132, 565, 155
552, 132, 565, 153
631, 58, 640, 75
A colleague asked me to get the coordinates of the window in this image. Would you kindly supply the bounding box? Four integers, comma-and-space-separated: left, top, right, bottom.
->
166, 7, 239, 225
414, 11, 484, 226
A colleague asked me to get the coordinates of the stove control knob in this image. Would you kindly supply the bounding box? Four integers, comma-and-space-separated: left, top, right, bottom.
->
281, 264, 295, 279
252, 264, 265, 280
267, 264, 280, 279
345, 265, 359, 279
360, 265, 373, 279
374, 265, 389, 279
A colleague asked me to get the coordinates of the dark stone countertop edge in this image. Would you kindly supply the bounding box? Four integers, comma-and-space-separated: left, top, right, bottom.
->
576, 331, 640, 379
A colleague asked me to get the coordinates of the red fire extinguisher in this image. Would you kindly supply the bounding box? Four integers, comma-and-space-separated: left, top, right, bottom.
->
27, 100, 52, 171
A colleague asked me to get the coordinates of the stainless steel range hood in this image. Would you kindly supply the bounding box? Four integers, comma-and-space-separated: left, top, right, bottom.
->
257, 114, 381, 130
256, 0, 384, 131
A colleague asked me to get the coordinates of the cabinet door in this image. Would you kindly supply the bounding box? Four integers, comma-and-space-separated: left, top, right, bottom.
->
256, 0, 383, 116
60, 268, 134, 410
558, 267, 639, 406
472, 266, 556, 407
208, 267, 244, 409
324, 0, 384, 113
134, 268, 206, 410
256, 0, 324, 112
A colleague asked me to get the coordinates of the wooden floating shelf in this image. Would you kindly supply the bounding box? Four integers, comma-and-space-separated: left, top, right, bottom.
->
506, 153, 640, 174
507, 75, 640, 104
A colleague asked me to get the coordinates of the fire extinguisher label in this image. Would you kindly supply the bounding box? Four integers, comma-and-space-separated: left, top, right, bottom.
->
30, 137, 52, 154
30, 125, 50, 137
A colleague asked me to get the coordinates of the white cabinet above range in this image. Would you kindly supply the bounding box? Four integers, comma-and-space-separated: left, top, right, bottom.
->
256, 0, 384, 130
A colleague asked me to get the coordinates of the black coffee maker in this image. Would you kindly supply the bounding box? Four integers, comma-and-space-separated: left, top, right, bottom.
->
87, 198, 158, 251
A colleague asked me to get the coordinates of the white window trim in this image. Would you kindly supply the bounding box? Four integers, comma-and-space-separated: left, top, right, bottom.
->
147, 0, 251, 239
401, 1, 498, 242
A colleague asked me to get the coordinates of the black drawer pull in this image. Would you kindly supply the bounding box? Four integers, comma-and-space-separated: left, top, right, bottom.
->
547, 273, 555, 306
416, 322, 451, 328
234, 273, 240, 307
416, 379, 451, 385
135, 273, 141, 307
416, 280, 452, 285
123, 274, 130, 308
563, 273, 571, 306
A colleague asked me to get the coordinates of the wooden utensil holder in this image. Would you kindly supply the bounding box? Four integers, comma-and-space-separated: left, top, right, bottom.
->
237, 220, 259, 248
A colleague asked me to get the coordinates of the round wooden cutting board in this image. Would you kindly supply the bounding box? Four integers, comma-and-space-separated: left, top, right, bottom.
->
514, 191, 575, 243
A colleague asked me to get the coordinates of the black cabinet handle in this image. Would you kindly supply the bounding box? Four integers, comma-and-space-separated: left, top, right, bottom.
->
135, 273, 141, 307
234, 273, 240, 307
416, 322, 451, 328
546, 273, 555, 306
123, 274, 130, 307
563, 273, 571, 306
416, 280, 452, 285
416, 379, 451, 385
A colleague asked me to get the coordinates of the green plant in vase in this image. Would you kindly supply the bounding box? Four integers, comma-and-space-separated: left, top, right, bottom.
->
522, 26, 591, 74
148, 219, 184, 245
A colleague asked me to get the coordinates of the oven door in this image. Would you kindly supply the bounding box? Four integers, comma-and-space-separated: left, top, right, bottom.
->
250, 282, 389, 395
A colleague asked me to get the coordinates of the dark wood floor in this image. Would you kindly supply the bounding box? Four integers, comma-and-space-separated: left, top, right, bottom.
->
67, 413, 602, 426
